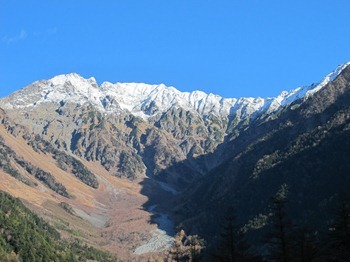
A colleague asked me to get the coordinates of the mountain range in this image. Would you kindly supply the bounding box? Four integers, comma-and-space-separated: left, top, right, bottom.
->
0, 62, 349, 260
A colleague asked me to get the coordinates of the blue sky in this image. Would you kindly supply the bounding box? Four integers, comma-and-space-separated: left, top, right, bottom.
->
1, 1, 350, 99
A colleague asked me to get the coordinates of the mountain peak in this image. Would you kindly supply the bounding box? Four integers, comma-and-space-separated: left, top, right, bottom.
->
1, 63, 349, 121
49, 73, 98, 89
305, 62, 350, 96
329, 62, 350, 79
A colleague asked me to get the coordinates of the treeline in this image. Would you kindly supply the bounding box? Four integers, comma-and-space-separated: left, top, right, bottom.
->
174, 186, 350, 261
0, 191, 116, 262
2, 109, 99, 189
27, 134, 99, 189
0, 135, 35, 187
17, 159, 70, 198
204, 189, 350, 261
54, 152, 99, 189
0, 135, 69, 197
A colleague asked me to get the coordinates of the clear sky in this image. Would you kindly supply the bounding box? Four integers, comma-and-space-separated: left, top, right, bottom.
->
1, 1, 350, 99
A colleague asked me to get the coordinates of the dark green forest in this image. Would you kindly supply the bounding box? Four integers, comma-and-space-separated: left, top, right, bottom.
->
0, 191, 116, 262
202, 193, 350, 262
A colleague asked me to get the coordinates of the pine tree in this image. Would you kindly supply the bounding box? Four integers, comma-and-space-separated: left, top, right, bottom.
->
290, 226, 320, 262
265, 184, 292, 262
327, 199, 350, 261
213, 207, 259, 262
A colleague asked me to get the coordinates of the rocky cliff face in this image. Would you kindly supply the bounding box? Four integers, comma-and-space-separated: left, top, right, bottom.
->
1, 64, 347, 187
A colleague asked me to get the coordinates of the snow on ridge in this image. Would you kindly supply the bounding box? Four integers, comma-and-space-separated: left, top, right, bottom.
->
1, 63, 349, 120
257, 62, 350, 114
305, 62, 350, 97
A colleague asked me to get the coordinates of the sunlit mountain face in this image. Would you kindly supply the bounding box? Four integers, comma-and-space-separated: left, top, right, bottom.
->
0, 63, 349, 260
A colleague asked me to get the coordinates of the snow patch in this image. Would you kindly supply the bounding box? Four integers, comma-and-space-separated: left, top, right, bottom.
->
1, 63, 349, 123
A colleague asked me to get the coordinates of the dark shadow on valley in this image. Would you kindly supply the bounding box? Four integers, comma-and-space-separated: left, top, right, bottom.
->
140, 73, 350, 242
137, 131, 249, 237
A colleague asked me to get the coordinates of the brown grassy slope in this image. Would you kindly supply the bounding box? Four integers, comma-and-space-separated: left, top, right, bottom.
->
0, 124, 161, 260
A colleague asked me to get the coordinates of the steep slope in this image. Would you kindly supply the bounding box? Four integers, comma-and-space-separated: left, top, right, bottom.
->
175, 63, 350, 247
0, 63, 347, 188
0, 190, 115, 261
0, 62, 349, 260
0, 110, 175, 260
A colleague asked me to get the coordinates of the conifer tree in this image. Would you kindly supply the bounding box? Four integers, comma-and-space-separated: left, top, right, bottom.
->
213, 207, 259, 262
265, 184, 292, 262
327, 199, 350, 261
290, 226, 320, 262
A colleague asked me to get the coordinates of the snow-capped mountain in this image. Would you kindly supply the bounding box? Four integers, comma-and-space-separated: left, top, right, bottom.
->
2, 63, 349, 123
0, 62, 349, 185
176, 61, 350, 252
1, 62, 350, 260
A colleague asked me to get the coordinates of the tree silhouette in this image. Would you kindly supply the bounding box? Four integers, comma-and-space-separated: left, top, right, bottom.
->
327, 199, 350, 261
213, 207, 259, 262
265, 184, 292, 262
290, 226, 320, 262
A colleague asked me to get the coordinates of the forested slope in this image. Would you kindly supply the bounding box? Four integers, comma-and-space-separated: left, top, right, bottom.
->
0, 191, 116, 262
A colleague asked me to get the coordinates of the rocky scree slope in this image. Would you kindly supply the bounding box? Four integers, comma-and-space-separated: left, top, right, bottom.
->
0, 63, 347, 188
